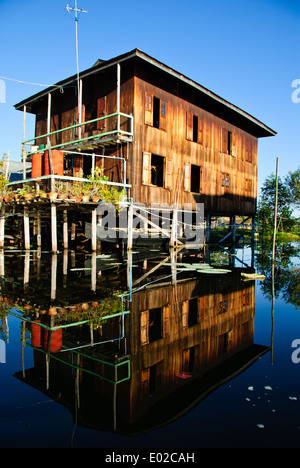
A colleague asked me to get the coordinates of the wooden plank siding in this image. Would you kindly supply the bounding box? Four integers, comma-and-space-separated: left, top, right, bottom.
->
132, 76, 258, 216
127, 275, 256, 421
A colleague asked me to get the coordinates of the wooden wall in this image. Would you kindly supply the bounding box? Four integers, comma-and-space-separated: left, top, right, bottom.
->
132, 76, 258, 216
126, 276, 255, 423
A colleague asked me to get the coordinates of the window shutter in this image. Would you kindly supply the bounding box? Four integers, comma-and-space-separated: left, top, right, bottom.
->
163, 305, 171, 337
182, 300, 189, 329
140, 310, 149, 345
186, 112, 193, 141
184, 162, 191, 192
141, 368, 150, 396
200, 167, 207, 194
231, 132, 237, 157
165, 157, 173, 189
97, 97, 106, 130
142, 152, 152, 185
160, 100, 167, 131
246, 140, 252, 162
198, 118, 203, 145
144, 92, 153, 126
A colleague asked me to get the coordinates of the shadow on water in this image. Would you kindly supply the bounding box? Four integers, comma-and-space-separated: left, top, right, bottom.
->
0, 243, 276, 443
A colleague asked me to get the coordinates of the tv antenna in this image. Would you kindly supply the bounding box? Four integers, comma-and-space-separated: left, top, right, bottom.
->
66, 1, 87, 132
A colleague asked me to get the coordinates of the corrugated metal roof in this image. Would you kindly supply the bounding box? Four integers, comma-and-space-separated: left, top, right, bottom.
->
14, 49, 276, 138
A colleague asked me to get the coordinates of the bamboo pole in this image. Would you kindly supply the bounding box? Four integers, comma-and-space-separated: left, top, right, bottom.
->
272, 156, 279, 264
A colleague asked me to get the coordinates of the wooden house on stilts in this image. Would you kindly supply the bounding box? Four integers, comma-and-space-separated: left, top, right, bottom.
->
2, 49, 275, 251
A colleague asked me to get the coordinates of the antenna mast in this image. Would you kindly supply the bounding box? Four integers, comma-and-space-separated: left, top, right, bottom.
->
66, 1, 87, 136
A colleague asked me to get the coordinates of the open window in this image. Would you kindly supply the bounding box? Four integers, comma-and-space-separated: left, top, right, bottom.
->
184, 163, 207, 193
142, 152, 172, 188
144, 92, 167, 130
222, 129, 237, 156
186, 112, 203, 143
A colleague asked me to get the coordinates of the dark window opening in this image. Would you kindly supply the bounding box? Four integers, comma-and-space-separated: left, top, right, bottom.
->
149, 307, 162, 342
193, 115, 198, 142
149, 365, 156, 394
188, 298, 198, 327
151, 154, 164, 187
85, 103, 97, 132
83, 156, 92, 177
227, 131, 232, 155
153, 97, 160, 128
191, 164, 200, 193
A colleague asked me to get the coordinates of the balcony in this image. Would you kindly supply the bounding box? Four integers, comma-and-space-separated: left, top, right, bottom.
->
23, 111, 134, 158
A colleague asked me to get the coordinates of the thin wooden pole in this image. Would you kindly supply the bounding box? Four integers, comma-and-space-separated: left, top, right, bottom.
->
63, 210, 68, 249
127, 202, 133, 251
117, 63, 120, 133
22, 105, 26, 180
91, 208, 97, 251
51, 203, 57, 253
272, 156, 279, 264
0, 206, 5, 249
170, 206, 178, 248
37, 211, 41, 248
24, 207, 30, 250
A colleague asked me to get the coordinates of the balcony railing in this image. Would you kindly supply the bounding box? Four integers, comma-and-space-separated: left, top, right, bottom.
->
22, 111, 134, 157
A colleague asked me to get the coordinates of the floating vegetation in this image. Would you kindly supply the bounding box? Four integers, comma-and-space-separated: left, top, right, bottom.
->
241, 272, 266, 281
164, 262, 231, 274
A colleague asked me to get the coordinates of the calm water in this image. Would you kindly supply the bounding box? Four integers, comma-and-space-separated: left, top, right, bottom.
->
0, 242, 299, 449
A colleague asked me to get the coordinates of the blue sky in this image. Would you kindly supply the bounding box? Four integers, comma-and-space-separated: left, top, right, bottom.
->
0, 0, 299, 196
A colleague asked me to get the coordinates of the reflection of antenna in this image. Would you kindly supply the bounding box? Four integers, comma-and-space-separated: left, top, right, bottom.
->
66, 1, 87, 135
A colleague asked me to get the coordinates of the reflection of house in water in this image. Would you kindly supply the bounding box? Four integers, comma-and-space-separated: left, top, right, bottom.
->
5, 250, 269, 435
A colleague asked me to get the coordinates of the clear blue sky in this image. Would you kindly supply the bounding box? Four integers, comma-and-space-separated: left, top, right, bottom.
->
0, 0, 299, 196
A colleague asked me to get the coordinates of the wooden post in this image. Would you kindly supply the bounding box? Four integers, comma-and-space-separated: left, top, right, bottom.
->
117, 63, 121, 134
24, 207, 30, 250
0, 206, 5, 249
91, 208, 97, 251
63, 210, 68, 249
127, 202, 133, 251
272, 156, 279, 264
51, 203, 57, 253
51, 254, 57, 300
205, 214, 211, 244
91, 251, 96, 291
22, 105, 26, 180
37, 211, 41, 248
170, 206, 178, 248
231, 216, 236, 243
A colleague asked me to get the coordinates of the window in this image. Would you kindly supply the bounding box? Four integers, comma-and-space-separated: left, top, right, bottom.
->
245, 140, 253, 163
221, 172, 230, 189
140, 306, 169, 346
222, 129, 237, 156
184, 163, 207, 193
142, 152, 172, 188
144, 92, 167, 130
245, 178, 252, 197
186, 112, 203, 144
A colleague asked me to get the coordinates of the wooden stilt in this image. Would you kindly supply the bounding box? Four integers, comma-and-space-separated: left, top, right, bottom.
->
91, 208, 97, 251
51, 203, 57, 253
37, 211, 41, 248
205, 214, 211, 244
0, 206, 5, 249
127, 203, 133, 250
63, 210, 68, 249
24, 207, 30, 250
170, 206, 178, 248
